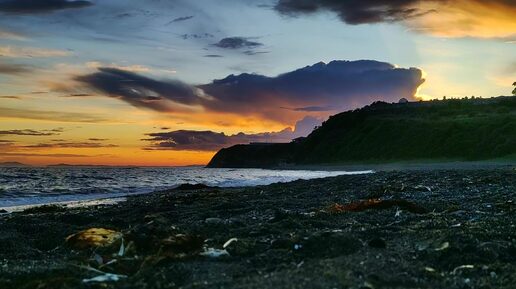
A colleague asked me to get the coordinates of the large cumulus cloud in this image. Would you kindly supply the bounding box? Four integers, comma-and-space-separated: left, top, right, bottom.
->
76, 60, 425, 122
199, 60, 424, 119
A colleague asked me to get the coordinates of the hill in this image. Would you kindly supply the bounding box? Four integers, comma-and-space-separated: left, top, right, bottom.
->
0, 162, 30, 167
207, 96, 516, 168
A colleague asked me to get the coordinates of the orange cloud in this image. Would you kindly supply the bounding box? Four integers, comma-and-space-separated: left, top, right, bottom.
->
409, 0, 516, 39
0, 45, 71, 58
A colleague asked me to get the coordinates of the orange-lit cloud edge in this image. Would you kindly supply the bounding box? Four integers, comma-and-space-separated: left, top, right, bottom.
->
408, 0, 516, 39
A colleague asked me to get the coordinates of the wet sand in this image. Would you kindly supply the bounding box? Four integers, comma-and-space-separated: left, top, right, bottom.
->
0, 169, 515, 288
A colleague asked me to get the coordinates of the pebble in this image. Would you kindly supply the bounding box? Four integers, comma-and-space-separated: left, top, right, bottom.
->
368, 238, 386, 249
205, 217, 223, 225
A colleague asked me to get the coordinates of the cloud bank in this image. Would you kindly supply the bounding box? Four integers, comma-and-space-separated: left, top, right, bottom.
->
0, 0, 92, 14
275, 0, 516, 39
74, 67, 206, 113
0, 46, 71, 58
22, 141, 118, 149
0, 107, 108, 123
0, 62, 32, 75
143, 116, 322, 151
76, 60, 425, 122
0, 128, 63, 136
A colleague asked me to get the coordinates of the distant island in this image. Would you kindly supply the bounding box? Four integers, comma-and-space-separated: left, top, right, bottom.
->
0, 162, 30, 167
208, 96, 516, 168
46, 164, 139, 168
46, 164, 108, 168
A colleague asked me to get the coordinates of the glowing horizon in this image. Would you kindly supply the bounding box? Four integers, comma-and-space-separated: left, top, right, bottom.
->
0, 0, 514, 166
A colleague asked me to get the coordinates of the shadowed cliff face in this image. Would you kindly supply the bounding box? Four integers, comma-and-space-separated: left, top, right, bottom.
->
208, 143, 296, 168
207, 96, 516, 168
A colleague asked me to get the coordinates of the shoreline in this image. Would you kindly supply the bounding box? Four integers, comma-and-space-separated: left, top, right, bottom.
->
261, 160, 516, 172
0, 196, 127, 214
1, 168, 515, 288
0, 168, 373, 210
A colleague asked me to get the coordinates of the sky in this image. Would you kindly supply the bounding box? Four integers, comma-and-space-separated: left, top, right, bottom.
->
0, 0, 515, 166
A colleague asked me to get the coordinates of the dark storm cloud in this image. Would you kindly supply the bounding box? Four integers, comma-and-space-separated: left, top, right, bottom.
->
68, 93, 93, 97
0, 0, 93, 14
213, 37, 263, 49
74, 67, 204, 112
76, 60, 424, 121
0, 95, 21, 99
274, 0, 436, 24
169, 15, 194, 23
0, 62, 32, 75
143, 116, 322, 151
199, 60, 424, 119
0, 128, 63, 136
204, 54, 224, 58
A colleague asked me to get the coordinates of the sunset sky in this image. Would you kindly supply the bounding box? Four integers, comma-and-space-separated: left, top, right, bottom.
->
0, 0, 515, 166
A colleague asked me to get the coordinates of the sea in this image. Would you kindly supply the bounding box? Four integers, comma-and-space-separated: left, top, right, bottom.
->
0, 166, 372, 210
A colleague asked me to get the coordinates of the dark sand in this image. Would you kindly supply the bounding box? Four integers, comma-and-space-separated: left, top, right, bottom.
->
1, 169, 515, 288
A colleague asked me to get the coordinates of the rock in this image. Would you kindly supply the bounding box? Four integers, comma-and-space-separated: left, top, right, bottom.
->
205, 217, 223, 225
227, 217, 245, 226
199, 248, 229, 258
300, 231, 361, 257
368, 238, 387, 249
65, 228, 122, 250
270, 238, 293, 249
160, 234, 205, 259
175, 183, 212, 190
0, 209, 8, 214
23, 205, 67, 214
225, 239, 257, 257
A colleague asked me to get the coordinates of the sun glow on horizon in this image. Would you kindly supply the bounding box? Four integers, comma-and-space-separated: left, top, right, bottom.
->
0, 0, 514, 166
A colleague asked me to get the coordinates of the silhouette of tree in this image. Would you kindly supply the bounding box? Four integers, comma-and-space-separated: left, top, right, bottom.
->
513, 82, 516, 96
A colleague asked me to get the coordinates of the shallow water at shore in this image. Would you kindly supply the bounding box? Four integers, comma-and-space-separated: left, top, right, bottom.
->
0, 166, 372, 208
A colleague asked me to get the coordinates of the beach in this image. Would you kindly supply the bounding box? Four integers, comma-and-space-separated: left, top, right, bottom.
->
1, 168, 515, 288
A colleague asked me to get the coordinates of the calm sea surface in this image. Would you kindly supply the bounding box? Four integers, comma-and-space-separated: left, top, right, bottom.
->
0, 167, 372, 208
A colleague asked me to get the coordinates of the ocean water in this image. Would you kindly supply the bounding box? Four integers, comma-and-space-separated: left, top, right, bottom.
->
0, 167, 372, 208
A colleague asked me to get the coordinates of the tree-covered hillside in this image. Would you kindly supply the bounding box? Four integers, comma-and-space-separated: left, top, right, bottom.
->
208, 96, 516, 168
